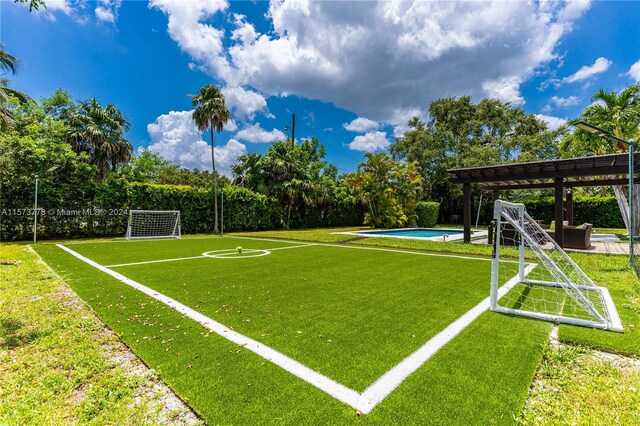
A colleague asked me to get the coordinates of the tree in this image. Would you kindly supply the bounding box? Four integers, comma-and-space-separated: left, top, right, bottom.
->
346, 153, 423, 228
232, 153, 266, 193
0, 45, 33, 128
0, 100, 97, 240
562, 84, 640, 234
191, 85, 230, 233
15, 0, 47, 12
117, 148, 175, 182
65, 98, 133, 180
233, 138, 333, 229
392, 96, 563, 220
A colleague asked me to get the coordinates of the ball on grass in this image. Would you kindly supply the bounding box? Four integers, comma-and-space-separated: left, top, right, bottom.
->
236, 246, 243, 254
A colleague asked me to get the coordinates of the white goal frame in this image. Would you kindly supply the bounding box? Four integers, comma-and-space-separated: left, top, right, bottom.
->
125, 210, 181, 240
490, 200, 623, 332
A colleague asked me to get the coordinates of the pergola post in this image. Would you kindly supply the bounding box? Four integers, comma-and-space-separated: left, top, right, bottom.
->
492, 190, 500, 202
566, 188, 574, 226
463, 183, 471, 243
554, 177, 564, 248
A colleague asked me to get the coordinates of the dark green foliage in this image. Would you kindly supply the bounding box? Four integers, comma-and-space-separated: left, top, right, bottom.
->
233, 138, 363, 229
65, 98, 132, 180
476, 196, 624, 228
346, 153, 423, 228
415, 201, 440, 227
391, 96, 565, 221
221, 186, 273, 231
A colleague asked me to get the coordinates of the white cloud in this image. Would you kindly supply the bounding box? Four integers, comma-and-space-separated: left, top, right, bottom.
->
557, 0, 591, 21
343, 117, 381, 133
550, 95, 581, 108
564, 57, 612, 83
224, 118, 238, 132
212, 139, 247, 177
628, 60, 640, 83
234, 123, 286, 144
146, 110, 246, 176
482, 76, 525, 105
153, 0, 590, 123
348, 131, 390, 152
221, 86, 268, 121
535, 114, 567, 131
44, 0, 72, 14
149, 0, 232, 78
393, 123, 411, 138
18, 0, 72, 21
95, 0, 122, 23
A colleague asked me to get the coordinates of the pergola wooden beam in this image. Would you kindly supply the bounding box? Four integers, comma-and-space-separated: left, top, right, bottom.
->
447, 153, 640, 247
483, 177, 640, 191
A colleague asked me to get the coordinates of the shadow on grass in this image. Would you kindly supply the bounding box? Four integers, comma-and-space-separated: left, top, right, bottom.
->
0, 315, 45, 349
511, 284, 533, 310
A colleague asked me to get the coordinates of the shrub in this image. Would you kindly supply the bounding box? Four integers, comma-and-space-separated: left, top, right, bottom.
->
415, 201, 440, 227
476, 196, 624, 228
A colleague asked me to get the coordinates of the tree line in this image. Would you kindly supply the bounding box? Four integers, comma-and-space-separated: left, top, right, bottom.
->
2, 29, 639, 239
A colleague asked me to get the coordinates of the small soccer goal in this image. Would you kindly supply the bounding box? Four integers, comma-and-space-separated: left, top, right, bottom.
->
125, 210, 181, 240
491, 200, 623, 332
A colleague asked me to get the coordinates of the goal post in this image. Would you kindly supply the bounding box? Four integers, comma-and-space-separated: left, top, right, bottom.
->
491, 200, 623, 332
125, 210, 181, 240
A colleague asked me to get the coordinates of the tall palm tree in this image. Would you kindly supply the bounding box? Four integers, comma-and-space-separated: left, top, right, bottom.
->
0, 45, 33, 128
66, 98, 132, 180
566, 84, 640, 234
191, 85, 229, 233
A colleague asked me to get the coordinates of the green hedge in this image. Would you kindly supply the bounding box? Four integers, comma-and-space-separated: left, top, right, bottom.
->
1, 179, 363, 240
415, 201, 440, 227
476, 196, 624, 228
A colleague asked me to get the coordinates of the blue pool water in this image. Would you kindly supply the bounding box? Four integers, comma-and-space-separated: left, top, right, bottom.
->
353, 228, 463, 239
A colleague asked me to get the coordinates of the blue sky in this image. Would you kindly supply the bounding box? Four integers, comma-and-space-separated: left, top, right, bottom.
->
2, 0, 640, 176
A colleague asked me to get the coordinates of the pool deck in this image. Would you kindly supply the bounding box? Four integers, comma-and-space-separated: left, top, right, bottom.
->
470, 236, 630, 255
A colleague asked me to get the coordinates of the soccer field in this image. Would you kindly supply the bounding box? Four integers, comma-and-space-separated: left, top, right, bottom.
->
35, 236, 553, 424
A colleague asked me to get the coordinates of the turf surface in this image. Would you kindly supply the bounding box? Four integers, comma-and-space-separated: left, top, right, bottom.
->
35, 236, 554, 424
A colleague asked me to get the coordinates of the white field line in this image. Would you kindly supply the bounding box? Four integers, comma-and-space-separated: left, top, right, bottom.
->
56, 243, 532, 414
61, 233, 520, 264
106, 255, 205, 268
268, 244, 316, 251
105, 243, 316, 268
56, 244, 366, 410
359, 263, 536, 410
229, 234, 524, 265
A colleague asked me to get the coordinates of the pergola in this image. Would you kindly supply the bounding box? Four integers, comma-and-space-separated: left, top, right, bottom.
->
447, 153, 640, 247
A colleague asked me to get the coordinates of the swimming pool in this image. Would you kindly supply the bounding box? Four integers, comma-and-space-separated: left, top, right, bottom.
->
345, 228, 466, 241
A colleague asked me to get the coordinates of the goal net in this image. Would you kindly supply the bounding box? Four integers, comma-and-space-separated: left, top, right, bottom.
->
125, 210, 181, 240
491, 200, 623, 332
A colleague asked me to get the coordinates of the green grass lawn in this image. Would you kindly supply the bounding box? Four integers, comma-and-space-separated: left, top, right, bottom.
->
15, 225, 639, 425
34, 236, 554, 424
0, 244, 199, 425
558, 252, 640, 356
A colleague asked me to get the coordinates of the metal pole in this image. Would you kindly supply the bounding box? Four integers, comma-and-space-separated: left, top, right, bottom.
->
629, 141, 634, 265
221, 191, 224, 237
210, 120, 218, 234
475, 194, 483, 229
33, 175, 39, 244
291, 113, 296, 148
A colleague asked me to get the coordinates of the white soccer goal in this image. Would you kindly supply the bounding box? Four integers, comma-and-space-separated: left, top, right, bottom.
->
491, 200, 623, 332
125, 210, 181, 240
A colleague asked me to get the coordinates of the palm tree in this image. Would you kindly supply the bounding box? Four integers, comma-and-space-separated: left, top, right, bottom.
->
232, 152, 267, 193
191, 85, 230, 233
566, 84, 640, 234
0, 45, 33, 128
66, 98, 132, 180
